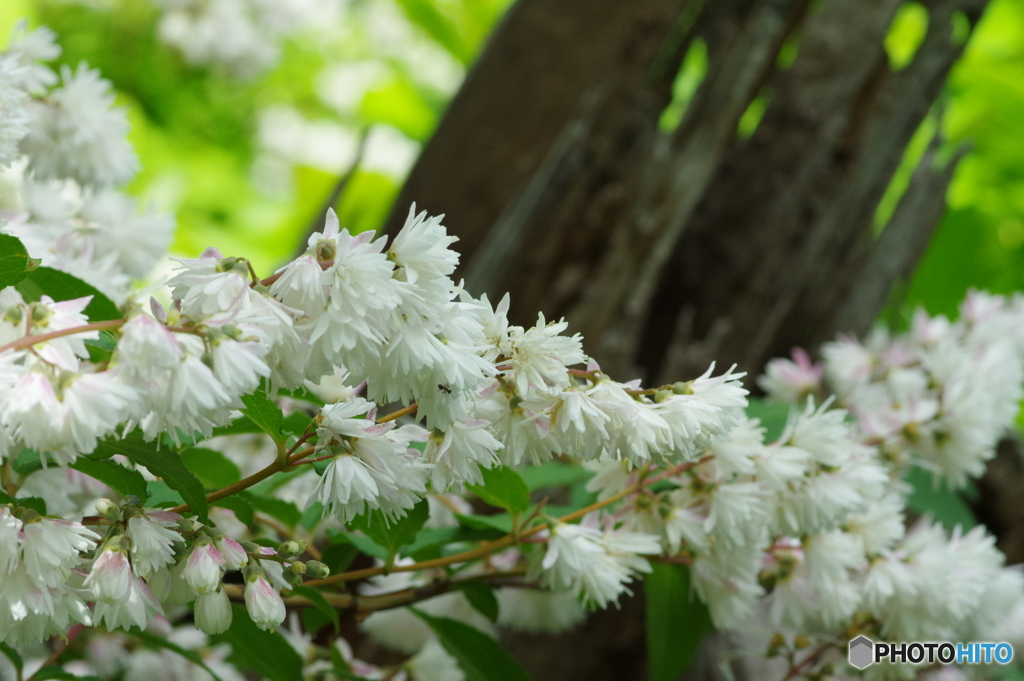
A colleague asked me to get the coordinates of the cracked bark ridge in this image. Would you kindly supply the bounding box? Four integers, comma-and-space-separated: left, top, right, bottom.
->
386, 0, 986, 386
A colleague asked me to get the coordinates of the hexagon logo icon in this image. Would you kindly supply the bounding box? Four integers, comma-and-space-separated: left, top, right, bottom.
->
849, 636, 874, 669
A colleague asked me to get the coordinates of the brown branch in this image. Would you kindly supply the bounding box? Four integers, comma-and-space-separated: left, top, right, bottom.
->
0, 319, 125, 355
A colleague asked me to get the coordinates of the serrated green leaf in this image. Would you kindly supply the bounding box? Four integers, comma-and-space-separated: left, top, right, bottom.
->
0, 234, 33, 289
349, 499, 429, 557
133, 629, 225, 681
181, 447, 242, 489
290, 585, 340, 634
212, 496, 255, 526
12, 448, 45, 476
16, 266, 121, 321
71, 457, 148, 499
214, 604, 304, 681
412, 609, 531, 681
467, 466, 530, 515
281, 411, 315, 437
102, 431, 207, 521
646, 563, 714, 681
14, 496, 47, 515
518, 463, 593, 491
320, 542, 359, 574
460, 580, 499, 622
240, 388, 284, 442
238, 491, 301, 528
0, 641, 23, 675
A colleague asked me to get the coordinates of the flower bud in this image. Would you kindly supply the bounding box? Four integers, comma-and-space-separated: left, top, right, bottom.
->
183, 538, 226, 595
243, 565, 286, 632
213, 534, 249, 570
289, 561, 306, 575
304, 561, 330, 579
95, 498, 122, 522
195, 588, 233, 635
277, 541, 305, 559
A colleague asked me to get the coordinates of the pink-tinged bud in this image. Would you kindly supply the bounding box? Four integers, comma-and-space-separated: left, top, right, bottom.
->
183, 539, 225, 595
244, 566, 285, 632
194, 588, 233, 635
84, 544, 132, 603
213, 535, 248, 570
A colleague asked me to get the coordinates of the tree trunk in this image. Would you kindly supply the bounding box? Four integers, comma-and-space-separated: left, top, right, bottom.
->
381, 0, 990, 678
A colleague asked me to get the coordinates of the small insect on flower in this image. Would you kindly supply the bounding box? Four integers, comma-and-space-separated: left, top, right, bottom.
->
437, 383, 452, 394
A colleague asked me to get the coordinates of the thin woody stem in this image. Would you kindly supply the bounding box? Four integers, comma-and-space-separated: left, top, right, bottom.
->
376, 403, 418, 423
0, 319, 125, 355
303, 454, 712, 589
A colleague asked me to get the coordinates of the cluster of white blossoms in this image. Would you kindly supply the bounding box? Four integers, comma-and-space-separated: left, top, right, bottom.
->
761, 291, 1024, 487
150, 0, 333, 78
5, 19, 1024, 681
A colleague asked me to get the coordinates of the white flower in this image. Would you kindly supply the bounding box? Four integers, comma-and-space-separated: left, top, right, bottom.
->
389, 205, 458, 286
22, 64, 138, 187
213, 534, 248, 571
244, 566, 286, 632
424, 419, 502, 490
0, 54, 30, 168
540, 521, 659, 608
506, 315, 585, 395
20, 517, 99, 588
125, 511, 184, 579
118, 314, 183, 380
93, 573, 163, 631
0, 507, 22, 575
757, 348, 823, 403
269, 254, 328, 313
85, 542, 133, 604
6, 21, 59, 95
183, 539, 226, 595
406, 640, 465, 681
194, 587, 233, 635
495, 587, 587, 634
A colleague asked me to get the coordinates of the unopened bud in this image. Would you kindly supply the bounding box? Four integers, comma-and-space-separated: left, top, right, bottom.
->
672, 381, 693, 395
95, 498, 122, 522
277, 540, 305, 559
284, 568, 303, 587
289, 561, 306, 575
793, 634, 810, 649
125, 495, 142, 508
305, 561, 330, 579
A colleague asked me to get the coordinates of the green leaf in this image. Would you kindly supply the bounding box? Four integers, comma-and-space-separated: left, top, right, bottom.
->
0, 641, 23, 676
290, 585, 340, 634
8, 496, 47, 515
905, 466, 977, 531
146, 480, 184, 507
745, 398, 791, 444
212, 416, 265, 437
301, 501, 323, 530
455, 513, 511, 535
327, 529, 389, 561
214, 604, 304, 681
237, 491, 302, 528
240, 388, 284, 442
12, 448, 45, 476
518, 463, 593, 491
71, 457, 149, 499
133, 629, 225, 681
460, 580, 499, 622
349, 499, 429, 557
411, 609, 532, 681
181, 447, 242, 489
646, 563, 714, 681
104, 431, 208, 521
16, 266, 121, 321
212, 496, 255, 526
467, 466, 530, 515
0, 234, 34, 289
281, 411, 315, 437
33, 668, 103, 681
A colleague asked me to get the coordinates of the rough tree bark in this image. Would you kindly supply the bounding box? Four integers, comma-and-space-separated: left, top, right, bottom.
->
377, 0, 992, 679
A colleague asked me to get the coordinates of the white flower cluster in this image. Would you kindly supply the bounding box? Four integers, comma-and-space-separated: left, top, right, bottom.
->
761, 291, 1024, 487
150, 0, 329, 78
0, 22, 174, 296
